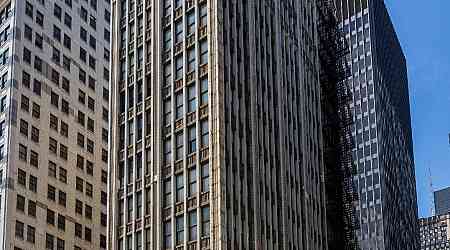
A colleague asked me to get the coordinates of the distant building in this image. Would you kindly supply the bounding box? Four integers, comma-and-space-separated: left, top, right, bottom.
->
435, 187, 450, 215
420, 214, 450, 250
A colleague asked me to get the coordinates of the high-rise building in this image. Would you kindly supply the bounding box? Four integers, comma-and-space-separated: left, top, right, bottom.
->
334, 0, 419, 249
435, 187, 450, 215
419, 213, 450, 250
0, 0, 111, 249
109, 0, 329, 249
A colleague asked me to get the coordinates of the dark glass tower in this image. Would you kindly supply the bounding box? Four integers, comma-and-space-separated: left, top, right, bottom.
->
334, 0, 419, 249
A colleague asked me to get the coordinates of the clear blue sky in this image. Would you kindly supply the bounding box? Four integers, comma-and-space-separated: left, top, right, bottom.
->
384, 0, 450, 218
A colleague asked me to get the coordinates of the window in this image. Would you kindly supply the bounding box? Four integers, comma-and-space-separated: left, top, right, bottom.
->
24, 24, 32, 41
47, 185, 56, 201
188, 85, 197, 112
76, 177, 83, 192
61, 99, 69, 114
48, 161, 57, 178
59, 144, 67, 160
104, 28, 110, 42
53, 25, 61, 42
200, 40, 208, 64
163, 221, 171, 248
59, 167, 67, 183
20, 94, 28, 111
64, 13, 72, 28
175, 93, 184, 120
35, 33, 43, 49
176, 216, 184, 245
22, 71, 31, 88
51, 91, 59, 107
50, 114, 58, 130
63, 34, 71, 50
89, 55, 96, 70
163, 179, 171, 207
47, 209, 55, 226
20, 119, 28, 137
27, 225, 36, 244
85, 227, 92, 242
15, 220, 24, 239
86, 182, 93, 197
175, 132, 184, 160
0, 96, 6, 113
101, 212, 107, 227
62, 77, 70, 93
31, 126, 40, 142
189, 211, 197, 241
63, 55, 70, 72
29, 175, 37, 192
53, 4, 61, 20
89, 35, 96, 50
85, 204, 92, 219
188, 126, 196, 153
28, 200, 36, 217
101, 191, 107, 205
80, 27, 87, 42
49, 137, 57, 154
89, 15, 96, 29
57, 214, 65, 231
88, 76, 96, 90
75, 223, 82, 238
175, 174, 184, 203
60, 121, 68, 137
30, 150, 38, 167
75, 199, 83, 215
201, 163, 209, 193
35, 11, 44, 27
51, 69, 60, 85
46, 233, 54, 250
16, 194, 25, 212
87, 138, 94, 153
23, 47, 31, 64
33, 79, 41, 96
101, 169, 107, 183
78, 111, 85, 126
56, 238, 65, 250
188, 168, 197, 197
58, 191, 66, 207
25, 2, 33, 18
80, 47, 87, 62
32, 102, 40, 118
200, 78, 208, 105
87, 118, 94, 132
18, 169, 26, 186
19, 144, 27, 161
201, 206, 210, 236
80, 7, 87, 21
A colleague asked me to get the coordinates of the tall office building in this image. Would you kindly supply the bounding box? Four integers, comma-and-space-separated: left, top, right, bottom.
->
109, 0, 329, 249
334, 0, 419, 249
0, 0, 111, 249
435, 187, 450, 215
419, 213, 450, 250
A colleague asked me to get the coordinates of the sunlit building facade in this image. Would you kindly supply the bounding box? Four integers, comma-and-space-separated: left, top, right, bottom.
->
0, 0, 111, 249
109, 0, 328, 249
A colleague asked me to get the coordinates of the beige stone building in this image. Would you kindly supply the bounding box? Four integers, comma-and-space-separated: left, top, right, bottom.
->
109, 0, 327, 249
0, 0, 111, 249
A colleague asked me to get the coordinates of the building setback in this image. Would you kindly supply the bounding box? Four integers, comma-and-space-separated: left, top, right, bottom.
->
109, 0, 328, 249
420, 214, 450, 250
435, 187, 450, 216
334, 0, 419, 249
0, 0, 111, 249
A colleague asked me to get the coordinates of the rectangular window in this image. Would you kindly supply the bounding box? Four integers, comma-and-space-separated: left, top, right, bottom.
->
188, 211, 197, 241
188, 168, 197, 197
201, 163, 209, 193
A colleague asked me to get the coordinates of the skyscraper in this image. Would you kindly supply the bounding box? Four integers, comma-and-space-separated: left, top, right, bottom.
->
334, 0, 419, 249
435, 187, 450, 215
0, 0, 111, 249
109, 0, 329, 249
